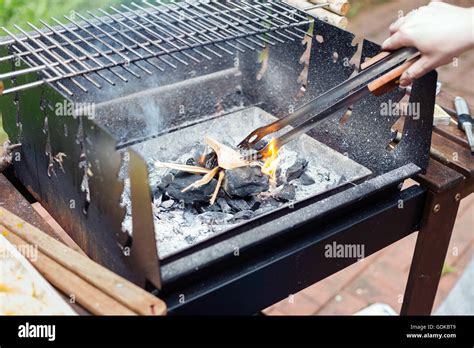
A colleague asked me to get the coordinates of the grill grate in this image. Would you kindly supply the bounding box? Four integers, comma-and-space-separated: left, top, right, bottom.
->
0, 0, 315, 96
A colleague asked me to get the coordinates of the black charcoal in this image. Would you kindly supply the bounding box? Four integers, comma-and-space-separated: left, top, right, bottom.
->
195, 203, 221, 214
217, 197, 232, 214
273, 184, 296, 202
197, 212, 234, 224
165, 173, 217, 203
157, 173, 175, 191
285, 158, 308, 182
189, 144, 217, 169
223, 166, 269, 197
246, 196, 261, 211
259, 197, 280, 208
234, 210, 255, 221
254, 206, 274, 215
300, 172, 316, 185
226, 197, 251, 212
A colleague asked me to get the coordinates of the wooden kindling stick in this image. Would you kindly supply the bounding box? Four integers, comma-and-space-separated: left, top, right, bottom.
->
285, 0, 349, 29
309, 0, 350, 16
367, 53, 421, 96
0, 207, 167, 316
2, 230, 135, 315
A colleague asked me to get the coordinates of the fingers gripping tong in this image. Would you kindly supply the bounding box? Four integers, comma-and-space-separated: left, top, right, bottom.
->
238, 47, 421, 158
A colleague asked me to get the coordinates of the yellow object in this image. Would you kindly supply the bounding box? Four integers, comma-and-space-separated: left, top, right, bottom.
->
0, 234, 75, 315
433, 104, 451, 126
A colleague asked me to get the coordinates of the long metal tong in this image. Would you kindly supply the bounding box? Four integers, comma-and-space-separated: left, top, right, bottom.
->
238, 47, 420, 158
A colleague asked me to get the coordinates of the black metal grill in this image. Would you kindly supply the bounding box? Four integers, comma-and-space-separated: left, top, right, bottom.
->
0, 0, 314, 96
0, 0, 438, 314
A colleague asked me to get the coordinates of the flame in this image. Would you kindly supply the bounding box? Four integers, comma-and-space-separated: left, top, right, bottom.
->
261, 138, 281, 184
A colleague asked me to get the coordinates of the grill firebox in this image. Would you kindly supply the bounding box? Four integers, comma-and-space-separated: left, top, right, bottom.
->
0, 0, 437, 294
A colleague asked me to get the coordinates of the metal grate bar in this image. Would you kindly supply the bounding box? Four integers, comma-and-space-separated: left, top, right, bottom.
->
39, 19, 118, 86
0, 0, 314, 96
63, 13, 147, 78
50, 17, 129, 82
2, 26, 74, 96
135, 1, 226, 58
14, 24, 90, 93
26, 22, 102, 90
166, 1, 250, 52
211, 2, 287, 44
155, 0, 244, 54
240, 0, 306, 38
89, 10, 165, 72
131, 2, 219, 59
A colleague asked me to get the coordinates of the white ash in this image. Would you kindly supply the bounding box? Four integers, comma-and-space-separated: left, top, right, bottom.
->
122, 107, 372, 258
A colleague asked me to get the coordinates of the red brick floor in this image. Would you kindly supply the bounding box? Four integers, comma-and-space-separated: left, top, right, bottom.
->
264, 194, 473, 315
265, 0, 474, 315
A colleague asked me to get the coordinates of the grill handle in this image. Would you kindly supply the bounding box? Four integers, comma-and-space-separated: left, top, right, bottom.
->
368, 52, 420, 96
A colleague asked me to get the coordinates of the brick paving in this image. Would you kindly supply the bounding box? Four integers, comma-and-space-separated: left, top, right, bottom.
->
265, 0, 474, 315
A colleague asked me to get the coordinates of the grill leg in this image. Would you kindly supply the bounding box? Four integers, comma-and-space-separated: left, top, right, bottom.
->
401, 186, 462, 315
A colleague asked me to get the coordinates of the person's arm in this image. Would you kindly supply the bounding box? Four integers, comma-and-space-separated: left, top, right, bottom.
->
382, 1, 474, 86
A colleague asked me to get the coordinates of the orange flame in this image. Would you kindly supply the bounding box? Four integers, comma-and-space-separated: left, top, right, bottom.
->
261, 139, 280, 184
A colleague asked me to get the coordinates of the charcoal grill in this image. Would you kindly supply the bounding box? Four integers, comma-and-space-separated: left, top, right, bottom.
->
0, 0, 437, 314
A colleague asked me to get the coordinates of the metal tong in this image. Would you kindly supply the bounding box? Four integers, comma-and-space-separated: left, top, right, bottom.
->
238, 47, 421, 158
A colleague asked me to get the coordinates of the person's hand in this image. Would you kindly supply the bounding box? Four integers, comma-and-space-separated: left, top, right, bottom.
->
382, 1, 474, 86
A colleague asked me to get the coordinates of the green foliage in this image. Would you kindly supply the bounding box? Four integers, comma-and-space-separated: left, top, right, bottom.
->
0, 114, 7, 143
348, 0, 390, 18
0, 0, 128, 31
441, 263, 456, 277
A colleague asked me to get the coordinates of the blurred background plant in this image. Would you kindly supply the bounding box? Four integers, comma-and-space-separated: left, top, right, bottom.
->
0, 0, 123, 31
0, 0, 133, 142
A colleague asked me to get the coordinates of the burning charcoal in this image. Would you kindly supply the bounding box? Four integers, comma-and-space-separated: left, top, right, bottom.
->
217, 197, 232, 214
273, 184, 296, 202
187, 144, 217, 169
300, 173, 316, 186
161, 199, 175, 210
234, 210, 254, 221
165, 172, 217, 204
198, 212, 234, 224
226, 197, 250, 212
223, 166, 269, 198
285, 158, 308, 182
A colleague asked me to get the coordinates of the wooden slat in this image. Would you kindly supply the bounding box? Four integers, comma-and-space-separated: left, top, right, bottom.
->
0, 174, 87, 256
0, 207, 167, 316
430, 132, 474, 179
3, 230, 136, 316
416, 159, 464, 194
